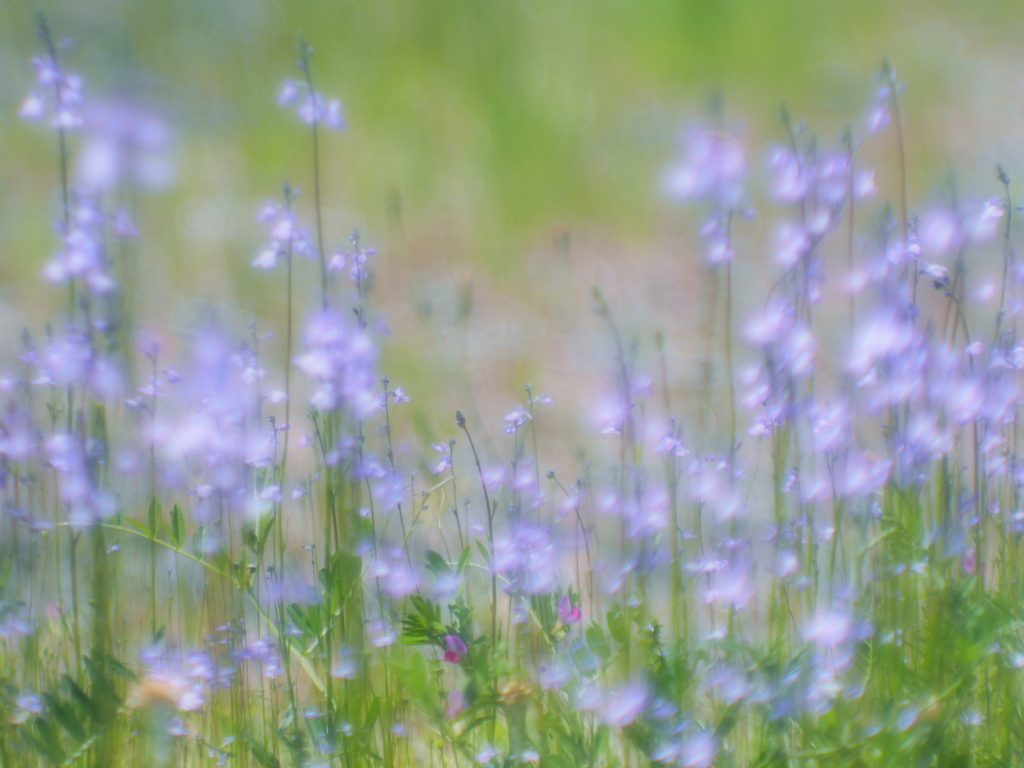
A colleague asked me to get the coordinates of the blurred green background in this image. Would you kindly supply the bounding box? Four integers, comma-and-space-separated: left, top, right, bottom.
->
2, 0, 1024, 451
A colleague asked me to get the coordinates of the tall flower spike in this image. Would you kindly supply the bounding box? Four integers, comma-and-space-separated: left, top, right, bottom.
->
279, 38, 345, 130
284, 36, 341, 310
41, 193, 116, 293
20, 19, 83, 131
252, 185, 313, 270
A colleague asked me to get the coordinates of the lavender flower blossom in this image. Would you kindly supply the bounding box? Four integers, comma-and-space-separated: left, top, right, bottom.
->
662, 126, 746, 209
19, 48, 83, 130
41, 194, 117, 293
76, 101, 174, 191
492, 521, 558, 593
152, 328, 266, 508
330, 232, 376, 286
865, 65, 904, 135
294, 310, 378, 417
278, 78, 345, 129
603, 683, 648, 727
680, 732, 717, 768
253, 193, 314, 269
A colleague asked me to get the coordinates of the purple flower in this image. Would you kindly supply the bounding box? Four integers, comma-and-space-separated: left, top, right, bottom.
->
603, 683, 648, 727
42, 194, 117, 293
774, 222, 810, 268
337, 234, 376, 284
768, 145, 810, 202
446, 689, 467, 718
443, 634, 467, 663
431, 442, 453, 474
804, 609, 852, 648
295, 310, 378, 417
370, 546, 419, 598
662, 125, 746, 209
20, 48, 83, 130
278, 78, 345, 129
252, 193, 313, 270
492, 522, 558, 593
76, 101, 174, 192
681, 731, 716, 768
557, 595, 581, 624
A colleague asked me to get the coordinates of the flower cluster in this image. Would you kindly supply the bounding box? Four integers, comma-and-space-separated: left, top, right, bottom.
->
253, 192, 314, 269
295, 310, 378, 416
19, 48, 83, 130
278, 78, 345, 129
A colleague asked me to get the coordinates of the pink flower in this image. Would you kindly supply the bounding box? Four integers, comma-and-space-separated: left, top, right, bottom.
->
557, 595, 582, 624
443, 635, 467, 663
963, 548, 976, 575
446, 690, 466, 718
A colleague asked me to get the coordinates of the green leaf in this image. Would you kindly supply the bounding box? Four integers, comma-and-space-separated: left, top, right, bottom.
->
243, 730, 282, 768
424, 549, 452, 577
542, 754, 576, 768
27, 717, 67, 764
571, 638, 600, 673
61, 675, 99, 724
147, 496, 161, 539
192, 525, 206, 557
607, 604, 628, 645
586, 623, 611, 661
457, 546, 471, 574
43, 693, 86, 743
475, 540, 491, 565
401, 612, 433, 644
97, 653, 136, 681
589, 725, 611, 764
259, 511, 276, 549
82, 656, 122, 719
287, 604, 312, 639
395, 652, 439, 720
364, 696, 381, 732
409, 595, 443, 632
170, 503, 185, 549
330, 551, 363, 600
123, 517, 151, 539
242, 521, 259, 552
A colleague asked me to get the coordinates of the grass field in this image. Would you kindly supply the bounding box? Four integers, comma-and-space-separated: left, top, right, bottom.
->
5, 3, 1024, 766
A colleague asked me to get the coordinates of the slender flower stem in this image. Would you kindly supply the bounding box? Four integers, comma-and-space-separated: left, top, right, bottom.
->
995, 166, 1013, 341
38, 19, 78, 437
456, 412, 495, 644
724, 212, 736, 462
844, 128, 856, 329
455, 410, 499, 741
279, 199, 295, 481
884, 61, 912, 301
299, 39, 329, 310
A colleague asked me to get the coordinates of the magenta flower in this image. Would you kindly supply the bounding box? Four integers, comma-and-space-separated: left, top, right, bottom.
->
443, 635, 467, 663
446, 689, 467, 718
557, 595, 581, 624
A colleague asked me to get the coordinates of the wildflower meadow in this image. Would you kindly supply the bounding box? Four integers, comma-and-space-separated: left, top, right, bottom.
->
5, 6, 1024, 768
